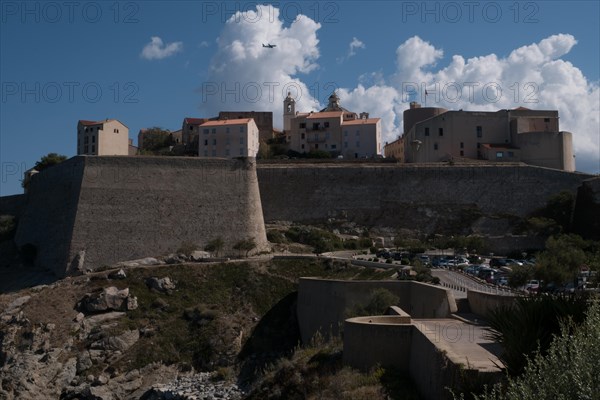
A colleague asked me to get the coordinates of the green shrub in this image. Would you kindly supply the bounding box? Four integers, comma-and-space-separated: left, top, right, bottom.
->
177, 241, 198, 256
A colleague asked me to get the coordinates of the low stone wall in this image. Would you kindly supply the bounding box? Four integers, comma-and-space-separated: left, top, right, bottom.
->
467, 289, 519, 318
297, 278, 455, 343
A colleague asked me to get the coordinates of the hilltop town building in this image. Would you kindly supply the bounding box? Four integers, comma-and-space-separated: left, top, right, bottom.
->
284, 92, 382, 158
182, 117, 211, 155
218, 111, 273, 143
383, 137, 405, 162
198, 118, 260, 157
77, 119, 129, 156
401, 102, 575, 171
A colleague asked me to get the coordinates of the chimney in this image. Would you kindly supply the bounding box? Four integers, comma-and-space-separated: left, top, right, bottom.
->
410, 102, 421, 109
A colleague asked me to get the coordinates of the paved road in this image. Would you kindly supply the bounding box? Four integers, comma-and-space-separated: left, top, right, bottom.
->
432, 269, 518, 298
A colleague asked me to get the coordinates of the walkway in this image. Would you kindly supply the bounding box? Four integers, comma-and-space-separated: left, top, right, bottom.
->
413, 318, 504, 372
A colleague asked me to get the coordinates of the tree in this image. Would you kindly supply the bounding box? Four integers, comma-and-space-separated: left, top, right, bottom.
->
535, 234, 587, 286
140, 127, 173, 153
34, 153, 67, 172
233, 238, 256, 258
204, 237, 224, 257
466, 301, 599, 400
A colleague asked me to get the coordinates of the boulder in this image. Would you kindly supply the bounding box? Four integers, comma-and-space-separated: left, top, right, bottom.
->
107, 269, 126, 280
78, 287, 138, 314
190, 250, 211, 261
146, 277, 176, 293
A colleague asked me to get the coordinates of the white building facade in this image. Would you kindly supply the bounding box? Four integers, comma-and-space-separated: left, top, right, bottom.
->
77, 119, 129, 156
198, 118, 260, 158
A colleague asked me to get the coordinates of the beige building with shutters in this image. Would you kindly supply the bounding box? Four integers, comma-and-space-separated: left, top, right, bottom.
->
198, 118, 260, 158
77, 119, 129, 156
402, 102, 575, 171
284, 92, 382, 158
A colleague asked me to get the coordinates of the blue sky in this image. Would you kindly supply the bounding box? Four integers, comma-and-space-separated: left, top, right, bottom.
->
1, 0, 599, 195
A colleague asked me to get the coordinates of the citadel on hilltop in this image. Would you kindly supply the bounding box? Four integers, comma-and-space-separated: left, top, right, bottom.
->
386, 102, 575, 171
75, 95, 574, 172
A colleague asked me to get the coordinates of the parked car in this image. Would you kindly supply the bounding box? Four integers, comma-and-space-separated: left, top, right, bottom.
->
496, 276, 509, 286
526, 280, 540, 293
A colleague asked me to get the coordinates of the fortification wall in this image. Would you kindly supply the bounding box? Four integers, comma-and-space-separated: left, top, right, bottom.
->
15, 156, 268, 276
0, 194, 27, 218
14, 157, 85, 276
258, 163, 591, 241
297, 278, 454, 343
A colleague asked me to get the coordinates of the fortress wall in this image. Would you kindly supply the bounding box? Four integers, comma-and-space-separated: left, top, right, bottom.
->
258, 163, 591, 236
14, 157, 85, 276
297, 278, 453, 343
15, 156, 268, 276
0, 194, 27, 218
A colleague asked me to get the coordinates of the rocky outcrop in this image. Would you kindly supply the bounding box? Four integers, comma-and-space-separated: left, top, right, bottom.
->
141, 372, 243, 400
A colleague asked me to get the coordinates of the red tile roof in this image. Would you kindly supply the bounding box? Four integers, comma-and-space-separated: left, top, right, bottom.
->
184, 117, 209, 125
200, 118, 254, 126
306, 111, 344, 119
342, 118, 381, 125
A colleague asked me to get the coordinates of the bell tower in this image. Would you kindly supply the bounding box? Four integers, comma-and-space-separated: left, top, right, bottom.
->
283, 92, 295, 132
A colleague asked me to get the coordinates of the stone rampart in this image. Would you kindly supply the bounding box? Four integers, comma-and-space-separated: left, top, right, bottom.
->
14, 156, 268, 276
258, 163, 592, 243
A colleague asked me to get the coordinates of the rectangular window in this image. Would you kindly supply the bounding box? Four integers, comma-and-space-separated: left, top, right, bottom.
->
356, 130, 360, 136
315, 144, 319, 149
434, 143, 438, 150
212, 138, 217, 145
477, 143, 481, 149
84, 145, 89, 153
84, 136, 89, 144
239, 137, 244, 144
476, 126, 482, 138
299, 123, 306, 129
344, 130, 348, 137
496, 152, 504, 158
325, 132, 330, 139
240, 126, 244, 133
425, 127, 430, 136
204, 139, 208, 146
544, 118, 550, 122
203, 129, 209, 134
301, 133, 305, 139
212, 150, 216, 156
331, 144, 337, 149
324, 122, 330, 128
226, 128, 230, 134
460, 150, 464, 156
92, 136, 96, 143
212, 128, 216, 134
92, 145, 96, 153
301, 144, 305, 149
460, 142, 463, 149
344, 141, 348, 148
439, 128, 443, 136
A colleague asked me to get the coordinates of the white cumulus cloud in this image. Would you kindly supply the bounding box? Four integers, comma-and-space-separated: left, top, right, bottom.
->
141, 36, 183, 60
337, 37, 366, 63
198, 7, 598, 172
200, 4, 322, 128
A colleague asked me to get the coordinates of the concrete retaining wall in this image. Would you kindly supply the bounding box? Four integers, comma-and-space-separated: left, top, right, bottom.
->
467, 290, 519, 318
297, 278, 455, 343
343, 316, 412, 371
14, 156, 269, 276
